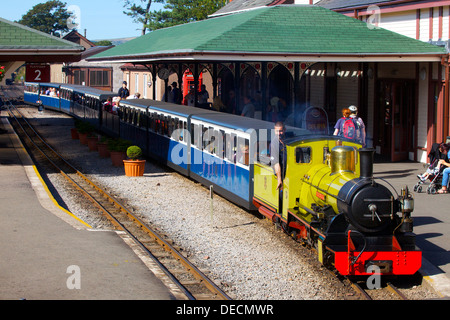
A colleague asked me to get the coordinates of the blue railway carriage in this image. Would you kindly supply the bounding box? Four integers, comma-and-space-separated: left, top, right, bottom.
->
24, 82, 62, 111
117, 99, 148, 156
61, 84, 115, 129
24, 82, 40, 105
189, 113, 288, 210
119, 99, 283, 209
119, 99, 217, 176
37, 83, 62, 111
59, 84, 87, 114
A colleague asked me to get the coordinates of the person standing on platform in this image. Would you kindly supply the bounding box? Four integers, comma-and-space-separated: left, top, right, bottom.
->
241, 95, 255, 118
169, 82, 181, 104
118, 81, 130, 99
349, 105, 366, 147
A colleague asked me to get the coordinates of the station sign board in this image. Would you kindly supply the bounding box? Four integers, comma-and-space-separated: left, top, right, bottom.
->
25, 64, 50, 83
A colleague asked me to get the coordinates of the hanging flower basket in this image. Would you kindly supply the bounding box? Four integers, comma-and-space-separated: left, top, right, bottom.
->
0, 66, 5, 82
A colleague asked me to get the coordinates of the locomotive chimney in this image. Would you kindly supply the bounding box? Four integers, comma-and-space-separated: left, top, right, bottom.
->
359, 148, 375, 178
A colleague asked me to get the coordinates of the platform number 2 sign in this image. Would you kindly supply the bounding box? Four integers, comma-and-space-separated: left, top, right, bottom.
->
33, 69, 42, 81
25, 64, 50, 83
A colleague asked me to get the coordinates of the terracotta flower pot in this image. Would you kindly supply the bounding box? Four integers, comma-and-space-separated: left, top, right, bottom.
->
78, 132, 88, 145
97, 142, 110, 158
123, 159, 146, 177
110, 151, 126, 167
71, 128, 79, 140
87, 136, 98, 151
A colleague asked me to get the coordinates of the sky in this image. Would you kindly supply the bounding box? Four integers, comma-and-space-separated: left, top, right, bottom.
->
5, 0, 164, 40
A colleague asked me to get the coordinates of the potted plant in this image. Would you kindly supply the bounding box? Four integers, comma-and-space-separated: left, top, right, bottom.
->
77, 121, 94, 145
87, 132, 99, 151
109, 139, 131, 167
71, 119, 80, 140
124, 145, 146, 177
97, 136, 110, 158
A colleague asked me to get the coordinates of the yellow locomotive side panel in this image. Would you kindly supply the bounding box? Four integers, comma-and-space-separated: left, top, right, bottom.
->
254, 162, 279, 212
284, 139, 327, 223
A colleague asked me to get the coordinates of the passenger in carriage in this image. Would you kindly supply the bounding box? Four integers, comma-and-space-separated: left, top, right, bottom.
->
103, 97, 113, 112
111, 97, 121, 114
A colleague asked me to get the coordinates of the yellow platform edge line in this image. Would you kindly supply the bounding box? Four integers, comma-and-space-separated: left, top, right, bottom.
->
32, 164, 93, 229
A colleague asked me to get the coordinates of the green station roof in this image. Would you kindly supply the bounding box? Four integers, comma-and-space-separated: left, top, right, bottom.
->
88, 5, 446, 63
0, 17, 84, 62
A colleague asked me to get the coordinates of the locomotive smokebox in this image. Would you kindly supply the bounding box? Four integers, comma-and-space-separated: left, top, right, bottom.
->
359, 148, 375, 178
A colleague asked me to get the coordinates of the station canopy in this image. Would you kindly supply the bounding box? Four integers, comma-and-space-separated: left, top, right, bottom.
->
87, 5, 446, 64
0, 17, 84, 63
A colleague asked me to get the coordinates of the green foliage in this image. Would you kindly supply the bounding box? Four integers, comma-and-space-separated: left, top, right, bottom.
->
99, 135, 109, 144
76, 121, 95, 134
127, 146, 143, 160
123, 0, 165, 35
93, 40, 113, 46
123, 0, 227, 33
17, 0, 72, 37
147, 0, 227, 31
108, 139, 132, 152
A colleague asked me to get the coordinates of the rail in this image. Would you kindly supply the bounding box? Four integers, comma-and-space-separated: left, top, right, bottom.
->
3, 98, 231, 301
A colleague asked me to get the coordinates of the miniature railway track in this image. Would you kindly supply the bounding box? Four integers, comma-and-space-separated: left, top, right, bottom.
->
5, 102, 231, 301
323, 267, 411, 300
349, 278, 409, 300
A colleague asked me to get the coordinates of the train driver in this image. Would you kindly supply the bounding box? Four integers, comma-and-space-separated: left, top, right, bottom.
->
271, 121, 287, 191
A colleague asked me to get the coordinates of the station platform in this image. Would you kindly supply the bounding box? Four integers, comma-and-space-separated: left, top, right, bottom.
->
372, 161, 450, 298
0, 114, 185, 300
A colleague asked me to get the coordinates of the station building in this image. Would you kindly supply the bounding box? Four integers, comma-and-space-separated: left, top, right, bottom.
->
317, 0, 450, 162
0, 17, 84, 85
85, 4, 448, 163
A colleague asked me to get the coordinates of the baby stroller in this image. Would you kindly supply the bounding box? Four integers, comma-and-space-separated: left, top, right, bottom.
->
413, 159, 443, 194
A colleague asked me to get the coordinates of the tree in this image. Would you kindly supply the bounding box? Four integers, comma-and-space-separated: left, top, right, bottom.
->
94, 40, 113, 46
124, 0, 227, 33
123, 0, 165, 35
17, 0, 73, 37
148, 0, 227, 30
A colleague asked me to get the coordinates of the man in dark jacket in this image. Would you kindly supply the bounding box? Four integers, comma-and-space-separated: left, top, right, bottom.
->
118, 81, 130, 99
